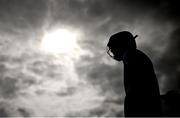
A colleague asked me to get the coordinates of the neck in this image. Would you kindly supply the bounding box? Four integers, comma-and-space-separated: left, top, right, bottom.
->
123, 49, 136, 64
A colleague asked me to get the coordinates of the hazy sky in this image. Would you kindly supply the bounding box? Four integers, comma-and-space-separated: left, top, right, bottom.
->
0, 0, 179, 117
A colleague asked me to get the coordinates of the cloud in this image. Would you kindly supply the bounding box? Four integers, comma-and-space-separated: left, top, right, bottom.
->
87, 98, 124, 117
0, 0, 179, 116
17, 108, 31, 117
0, 76, 19, 98
157, 27, 180, 92
0, 101, 21, 117
0, 0, 47, 31
0, 108, 9, 117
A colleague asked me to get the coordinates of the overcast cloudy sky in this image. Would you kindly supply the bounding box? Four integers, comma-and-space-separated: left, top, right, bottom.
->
0, 0, 179, 117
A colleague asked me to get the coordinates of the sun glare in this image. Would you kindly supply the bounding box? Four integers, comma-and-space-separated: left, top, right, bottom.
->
41, 29, 77, 54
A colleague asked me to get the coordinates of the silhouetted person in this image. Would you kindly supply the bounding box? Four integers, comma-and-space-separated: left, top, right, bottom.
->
161, 90, 180, 116
107, 31, 162, 117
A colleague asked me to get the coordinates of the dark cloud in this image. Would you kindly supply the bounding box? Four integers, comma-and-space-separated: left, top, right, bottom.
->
0, 102, 19, 116
0, 63, 7, 76
55, 86, 77, 97
0, 108, 9, 117
0, 76, 19, 98
75, 54, 124, 95
26, 59, 65, 79
87, 98, 124, 117
0, 0, 48, 33
88, 64, 124, 94
17, 73, 38, 90
17, 108, 31, 117
157, 27, 180, 92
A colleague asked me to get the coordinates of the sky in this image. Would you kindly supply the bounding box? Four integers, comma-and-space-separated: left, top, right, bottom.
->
0, 0, 179, 117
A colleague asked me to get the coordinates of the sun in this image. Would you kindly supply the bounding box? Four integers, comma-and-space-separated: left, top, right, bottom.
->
41, 29, 77, 54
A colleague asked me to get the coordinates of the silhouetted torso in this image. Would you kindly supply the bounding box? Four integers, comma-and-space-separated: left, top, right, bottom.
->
123, 49, 162, 116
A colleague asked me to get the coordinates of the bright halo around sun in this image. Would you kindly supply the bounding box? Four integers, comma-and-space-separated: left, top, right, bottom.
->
41, 29, 77, 54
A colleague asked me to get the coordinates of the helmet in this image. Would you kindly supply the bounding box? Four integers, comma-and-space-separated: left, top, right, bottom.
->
107, 31, 138, 60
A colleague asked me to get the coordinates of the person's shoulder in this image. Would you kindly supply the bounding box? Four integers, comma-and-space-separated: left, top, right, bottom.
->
136, 49, 148, 57
135, 49, 152, 63
123, 49, 152, 64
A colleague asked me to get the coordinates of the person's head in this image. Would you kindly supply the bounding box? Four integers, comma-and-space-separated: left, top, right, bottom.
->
107, 31, 137, 61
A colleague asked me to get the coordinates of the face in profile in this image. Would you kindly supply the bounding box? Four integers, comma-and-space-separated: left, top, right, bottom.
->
107, 46, 125, 61
107, 31, 137, 61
